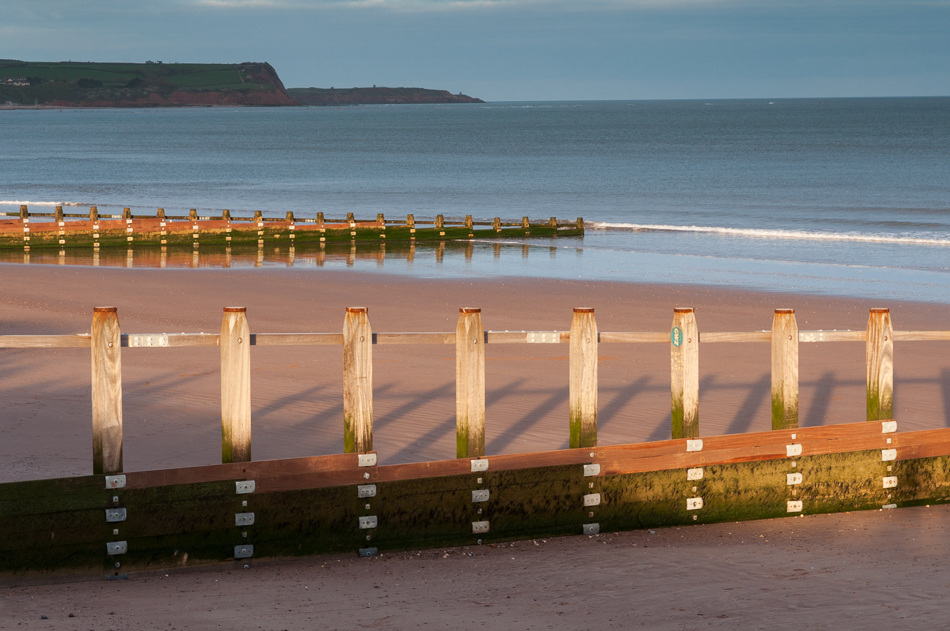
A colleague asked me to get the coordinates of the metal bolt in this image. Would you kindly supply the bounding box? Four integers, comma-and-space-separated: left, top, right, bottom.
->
365, 504, 370, 510
237, 337, 242, 344
477, 477, 483, 483
108, 342, 113, 348
473, 338, 478, 344
590, 453, 594, 457
477, 539, 482, 545
364, 472, 371, 479
115, 562, 121, 568
242, 500, 247, 507
242, 531, 247, 537
692, 486, 697, 492
113, 529, 119, 535
360, 336, 364, 342
244, 564, 249, 570
113, 496, 119, 503
589, 511, 594, 518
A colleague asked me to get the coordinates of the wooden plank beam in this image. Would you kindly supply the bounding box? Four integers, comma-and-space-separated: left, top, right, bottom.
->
670, 308, 699, 439
799, 330, 866, 342
91, 307, 122, 475
866, 308, 894, 421
374, 332, 454, 345
569, 308, 597, 448
600, 332, 668, 343
0, 335, 91, 348
892, 331, 950, 341
456, 308, 485, 458
221, 307, 251, 463
343, 308, 373, 453
771, 309, 799, 430
700, 331, 771, 343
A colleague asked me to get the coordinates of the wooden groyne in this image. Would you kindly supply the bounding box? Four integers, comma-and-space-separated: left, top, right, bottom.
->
0, 205, 584, 250
2, 306, 950, 578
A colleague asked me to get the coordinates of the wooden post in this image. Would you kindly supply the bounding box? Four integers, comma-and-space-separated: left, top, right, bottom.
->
867, 308, 894, 421
456, 308, 485, 458
254, 210, 263, 222
156, 208, 165, 220
123, 207, 132, 220
90, 206, 99, 222
286, 211, 295, 222
317, 212, 325, 225
376, 213, 385, 225
522, 217, 529, 229
55, 206, 64, 222
569, 308, 598, 448
437, 215, 445, 230
771, 309, 799, 430
91, 307, 122, 474
671, 308, 699, 439
347, 212, 356, 224
493, 217, 501, 231
407, 214, 414, 228
343, 307, 373, 453
549, 217, 557, 228
19, 205, 28, 220
465, 215, 473, 229
576, 217, 584, 232
221, 307, 251, 463
189, 208, 198, 221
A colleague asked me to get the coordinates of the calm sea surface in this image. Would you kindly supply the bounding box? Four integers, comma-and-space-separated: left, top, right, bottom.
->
1, 98, 949, 301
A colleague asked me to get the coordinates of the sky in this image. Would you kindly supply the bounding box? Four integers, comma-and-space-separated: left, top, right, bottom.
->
3, 0, 950, 101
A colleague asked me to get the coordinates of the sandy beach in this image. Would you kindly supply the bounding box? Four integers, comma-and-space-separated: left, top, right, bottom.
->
2, 264, 950, 627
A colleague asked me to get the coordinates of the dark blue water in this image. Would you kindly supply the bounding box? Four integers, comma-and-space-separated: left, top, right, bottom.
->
2, 98, 949, 300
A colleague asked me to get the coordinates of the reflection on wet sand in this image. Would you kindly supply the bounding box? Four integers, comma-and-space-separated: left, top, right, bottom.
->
1, 240, 557, 270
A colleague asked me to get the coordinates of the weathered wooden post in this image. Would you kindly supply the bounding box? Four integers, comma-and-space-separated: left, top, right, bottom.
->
317, 212, 325, 225
19, 205, 28, 220
286, 211, 295, 222
493, 217, 501, 231
576, 217, 584, 232
55, 206, 64, 222
570, 308, 598, 448
771, 308, 799, 430
343, 307, 373, 453
867, 308, 894, 421
407, 214, 414, 229
522, 217, 530, 229
347, 212, 356, 225
465, 215, 473, 229
221, 209, 230, 221
221, 307, 251, 463
549, 217, 557, 228
123, 207, 132, 220
437, 215, 445, 231
456, 308, 485, 458
90, 206, 99, 222
189, 208, 198, 221
671, 308, 699, 439
91, 307, 123, 474
376, 213, 385, 225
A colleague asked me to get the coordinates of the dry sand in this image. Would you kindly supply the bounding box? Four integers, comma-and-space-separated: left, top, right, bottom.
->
2, 264, 950, 626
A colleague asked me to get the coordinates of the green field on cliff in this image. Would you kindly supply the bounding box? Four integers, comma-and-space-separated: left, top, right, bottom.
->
0, 60, 292, 106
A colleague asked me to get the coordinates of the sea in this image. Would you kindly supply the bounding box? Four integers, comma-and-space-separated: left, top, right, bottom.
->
1, 98, 949, 302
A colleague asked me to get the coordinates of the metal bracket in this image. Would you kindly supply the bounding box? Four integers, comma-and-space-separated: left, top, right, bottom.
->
472, 520, 490, 534
472, 489, 490, 503
358, 453, 378, 467
234, 545, 254, 559
883, 476, 898, 489
235, 512, 255, 527
359, 516, 378, 529
128, 334, 169, 348
583, 493, 601, 507
357, 484, 377, 498
786, 444, 803, 457
359, 547, 378, 558
686, 439, 703, 452
582, 523, 600, 535
787, 500, 803, 513
106, 541, 127, 556
882, 420, 897, 434
105, 475, 126, 489
471, 459, 489, 472
583, 464, 601, 477
235, 480, 256, 494
105, 508, 127, 523
526, 332, 560, 343
687, 468, 704, 481
787, 473, 803, 486
882, 449, 897, 462
686, 497, 703, 510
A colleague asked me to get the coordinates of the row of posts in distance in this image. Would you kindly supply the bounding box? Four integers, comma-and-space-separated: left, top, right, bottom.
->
16, 205, 579, 230
89, 306, 894, 475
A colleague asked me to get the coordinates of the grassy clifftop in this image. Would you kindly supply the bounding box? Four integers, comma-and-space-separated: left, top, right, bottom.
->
0, 60, 297, 107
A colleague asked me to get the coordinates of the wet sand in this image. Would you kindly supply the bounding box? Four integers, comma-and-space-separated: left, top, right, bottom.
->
2, 264, 950, 625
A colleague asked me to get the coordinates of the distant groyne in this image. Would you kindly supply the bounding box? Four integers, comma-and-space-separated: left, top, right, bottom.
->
1, 206, 584, 250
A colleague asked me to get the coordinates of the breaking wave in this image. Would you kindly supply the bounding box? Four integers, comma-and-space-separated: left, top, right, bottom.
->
588, 222, 950, 247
